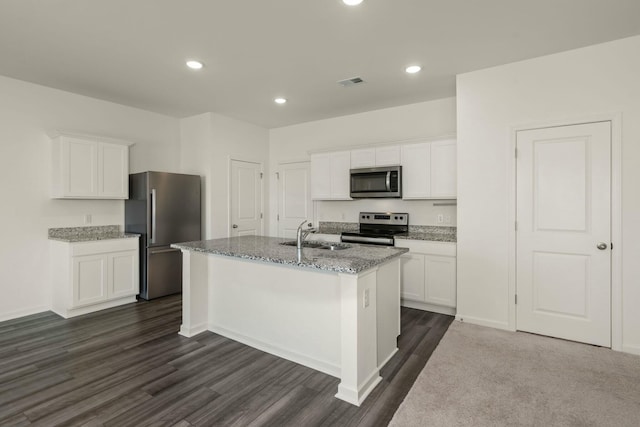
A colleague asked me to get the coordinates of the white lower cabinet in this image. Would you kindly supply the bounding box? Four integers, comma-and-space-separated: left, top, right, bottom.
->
52, 238, 139, 318
397, 240, 456, 315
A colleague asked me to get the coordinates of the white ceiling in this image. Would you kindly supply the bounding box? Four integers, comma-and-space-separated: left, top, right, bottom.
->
1, 0, 639, 128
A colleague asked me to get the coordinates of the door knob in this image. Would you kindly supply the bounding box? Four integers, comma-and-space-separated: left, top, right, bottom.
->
597, 242, 607, 250
232, 224, 238, 229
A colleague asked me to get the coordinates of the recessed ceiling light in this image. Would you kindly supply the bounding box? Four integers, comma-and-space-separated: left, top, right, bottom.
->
186, 60, 204, 70
405, 65, 422, 74
343, 0, 363, 5
274, 98, 287, 104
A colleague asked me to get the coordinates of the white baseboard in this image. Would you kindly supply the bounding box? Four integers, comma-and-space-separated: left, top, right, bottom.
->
179, 323, 208, 338
335, 370, 382, 407
209, 323, 341, 378
0, 305, 50, 322
52, 296, 137, 319
454, 314, 511, 331
401, 300, 456, 316
622, 344, 640, 356
378, 347, 399, 371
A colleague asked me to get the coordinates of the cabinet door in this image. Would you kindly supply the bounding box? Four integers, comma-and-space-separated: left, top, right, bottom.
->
375, 145, 401, 166
430, 139, 457, 198
100, 143, 129, 198
310, 153, 332, 200
109, 250, 139, 298
400, 253, 425, 301
424, 255, 457, 307
401, 142, 431, 199
63, 137, 99, 197
351, 148, 376, 169
72, 254, 107, 307
330, 151, 352, 200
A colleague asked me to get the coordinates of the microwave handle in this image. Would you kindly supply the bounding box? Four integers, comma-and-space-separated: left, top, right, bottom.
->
385, 171, 391, 192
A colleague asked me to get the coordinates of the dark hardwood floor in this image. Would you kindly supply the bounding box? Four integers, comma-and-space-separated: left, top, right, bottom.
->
0, 295, 453, 426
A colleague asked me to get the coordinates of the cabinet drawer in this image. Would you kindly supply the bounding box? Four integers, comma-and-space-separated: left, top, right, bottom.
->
395, 239, 456, 256
71, 238, 138, 257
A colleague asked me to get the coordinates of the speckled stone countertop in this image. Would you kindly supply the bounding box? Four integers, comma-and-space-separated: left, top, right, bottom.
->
172, 235, 408, 274
317, 222, 456, 243
48, 225, 140, 243
395, 226, 456, 243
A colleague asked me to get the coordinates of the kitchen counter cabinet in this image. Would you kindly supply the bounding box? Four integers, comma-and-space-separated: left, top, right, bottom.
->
174, 236, 406, 406
51, 237, 139, 318
396, 239, 457, 315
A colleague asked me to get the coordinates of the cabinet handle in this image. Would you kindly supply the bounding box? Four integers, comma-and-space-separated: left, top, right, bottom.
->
232, 224, 238, 229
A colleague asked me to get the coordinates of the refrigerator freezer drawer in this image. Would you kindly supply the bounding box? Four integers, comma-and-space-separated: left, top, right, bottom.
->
142, 247, 182, 300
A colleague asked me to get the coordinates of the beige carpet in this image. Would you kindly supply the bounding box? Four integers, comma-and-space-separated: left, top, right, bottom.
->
389, 321, 640, 427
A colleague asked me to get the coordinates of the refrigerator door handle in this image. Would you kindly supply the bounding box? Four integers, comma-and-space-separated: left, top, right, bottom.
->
150, 188, 157, 244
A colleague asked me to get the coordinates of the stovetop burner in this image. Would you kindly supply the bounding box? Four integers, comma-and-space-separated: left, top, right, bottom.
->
341, 212, 409, 246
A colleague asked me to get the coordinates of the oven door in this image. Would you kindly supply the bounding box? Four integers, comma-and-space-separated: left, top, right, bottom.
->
350, 167, 402, 198
341, 232, 395, 246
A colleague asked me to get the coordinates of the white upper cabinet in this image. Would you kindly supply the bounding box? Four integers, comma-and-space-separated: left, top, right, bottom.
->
401, 138, 456, 199
350, 148, 376, 169
51, 132, 132, 199
350, 145, 401, 169
401, 142, 431, 199
310, 151, 351, 200
375, 145, 401, 166
430, 139, 457, 198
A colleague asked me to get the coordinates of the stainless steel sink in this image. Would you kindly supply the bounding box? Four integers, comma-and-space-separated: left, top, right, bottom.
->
280, 241, 351, 250
280, 241, 325, 248
318, 243, 351, 251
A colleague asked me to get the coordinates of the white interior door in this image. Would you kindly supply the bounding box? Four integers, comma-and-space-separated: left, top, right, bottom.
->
277, 162, 313, 238
230, 159, 262, 237
516, 121, 611, 347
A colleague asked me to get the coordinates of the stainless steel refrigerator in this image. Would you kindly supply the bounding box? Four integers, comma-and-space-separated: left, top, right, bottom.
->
125, 172, 201, 300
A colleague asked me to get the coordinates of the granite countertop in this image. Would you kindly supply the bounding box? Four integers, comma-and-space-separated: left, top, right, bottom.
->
171, 235, 408, 274
317, 222, 457, 243
48, 225, 140, 243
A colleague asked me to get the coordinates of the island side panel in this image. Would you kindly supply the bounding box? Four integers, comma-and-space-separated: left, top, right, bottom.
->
335, 269, 382, 406
179, 250, 209, 337
376, 257, 401, 368
207, 255, 342, 377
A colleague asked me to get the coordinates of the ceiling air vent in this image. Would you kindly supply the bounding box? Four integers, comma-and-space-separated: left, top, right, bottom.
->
337, 76, 365, 87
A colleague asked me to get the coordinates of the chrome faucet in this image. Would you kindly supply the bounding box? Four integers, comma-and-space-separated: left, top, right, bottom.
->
296, 219, 316, 250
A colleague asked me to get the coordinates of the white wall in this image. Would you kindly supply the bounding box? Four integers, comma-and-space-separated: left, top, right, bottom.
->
0, 75, 180, 321
456, 35, 640, 354
268, 98, 457, 235
180, 112, 269, 239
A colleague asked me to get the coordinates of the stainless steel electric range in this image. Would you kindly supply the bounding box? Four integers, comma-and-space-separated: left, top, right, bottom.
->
340, 212, 408, 246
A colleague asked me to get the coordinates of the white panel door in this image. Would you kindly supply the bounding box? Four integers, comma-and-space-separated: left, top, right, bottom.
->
516, 122, 611, 347
278, 162, 313, 239
230, 160, 262, 237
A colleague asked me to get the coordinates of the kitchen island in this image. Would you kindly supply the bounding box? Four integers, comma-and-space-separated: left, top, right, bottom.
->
172, 235, 407, 406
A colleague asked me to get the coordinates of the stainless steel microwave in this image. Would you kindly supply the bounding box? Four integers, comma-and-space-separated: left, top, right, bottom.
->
350, 166, 402, 198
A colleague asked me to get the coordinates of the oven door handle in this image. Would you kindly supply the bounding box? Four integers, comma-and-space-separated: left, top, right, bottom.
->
341, 235, 394, 246
385, 171, 391, 192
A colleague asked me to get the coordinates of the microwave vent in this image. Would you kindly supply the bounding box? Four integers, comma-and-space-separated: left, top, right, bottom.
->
338, 76, 365, 87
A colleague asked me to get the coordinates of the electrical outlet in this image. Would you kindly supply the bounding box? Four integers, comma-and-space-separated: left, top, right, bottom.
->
363, 289, 370, 308
84, 214, 92, 225
437, 214, 444, 224
444, 215, 451, 224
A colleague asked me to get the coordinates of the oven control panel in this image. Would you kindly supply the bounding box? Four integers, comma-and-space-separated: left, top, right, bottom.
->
359, 212, 408, 226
